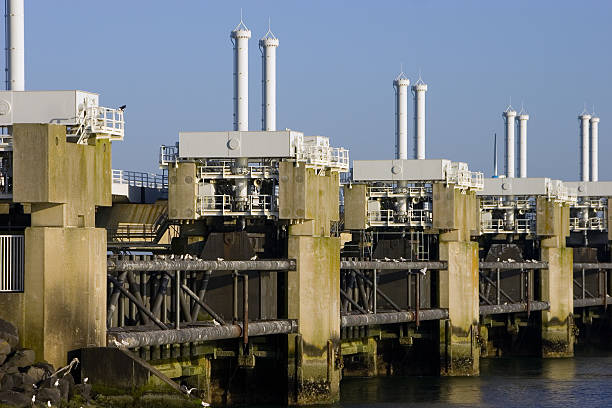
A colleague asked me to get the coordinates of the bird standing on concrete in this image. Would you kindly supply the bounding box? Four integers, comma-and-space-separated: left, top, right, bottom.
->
419, 267, 427, 275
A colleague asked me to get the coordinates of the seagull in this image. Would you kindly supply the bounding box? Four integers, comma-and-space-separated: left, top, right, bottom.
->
181, 386, 197, 396
118, 105, 126, 111
202, 402, 210, 407
217, 257, 224, 262
507, 258, 515, 262
496, 258, 500, 262
31, 395, 36, 403
383, 257, 391, 261
392, 259, 399, 263
170, 254, 175, 260
250, 255, 257, 260
54, 379, 59, 387
47, 402, 52, 407
399, 257, 407, 262
419, 267, 427, 275
213, 320, 220, 326
32, 384, 37, 389
83, 377, 88, 384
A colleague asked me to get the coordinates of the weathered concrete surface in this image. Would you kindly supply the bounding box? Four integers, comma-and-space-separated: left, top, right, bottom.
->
285, 163, 342, 405
540, 247, 574, 357
168, 162, 197, 220
0, 124, 111, 368
342, 183, 368, 230
23, 227, 107, 368
341, 338, 377, 377
287, 235, 340, 404
436, 184, 480, 376
538, 198, 574, 358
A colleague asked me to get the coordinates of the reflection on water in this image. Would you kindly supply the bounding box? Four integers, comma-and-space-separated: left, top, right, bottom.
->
338, 354, 612, 408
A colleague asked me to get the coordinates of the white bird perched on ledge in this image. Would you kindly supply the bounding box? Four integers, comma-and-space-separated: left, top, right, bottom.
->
419, 267, 427, 275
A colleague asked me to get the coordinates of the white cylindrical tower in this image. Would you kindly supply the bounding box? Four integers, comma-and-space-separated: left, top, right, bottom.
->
412, 81, 427, 160
590, 116, 600, 182
503, 108, 517, 178
517, 114, 529, 178
394, 74, 410, 160
579, 113, 591, 182
259, 31, 279, 131
5, 0, 25, 91
231, 21, 251, 131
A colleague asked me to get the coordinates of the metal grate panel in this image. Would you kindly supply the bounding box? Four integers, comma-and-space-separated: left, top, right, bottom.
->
0, 235, 24, 292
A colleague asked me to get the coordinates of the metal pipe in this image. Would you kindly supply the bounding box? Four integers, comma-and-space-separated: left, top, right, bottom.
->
394, 74, 410, 160
340, 309, 449, 328
351, 269, 401, 312
260, 31, 278, 131
579, 113, 591, 181
190, 270, 212, 322
243, 273, 248, 345
341, 260, 446, 270
415, 273, 420, 326
503, 109, 517, 178
233, 272, 239, 323
107, 275, 168, 330
574, 296, 612, 308
151, 273, 170, 319
517, 114, 529, 178
373, 269, 377, 313
590, 116, 600, 181
108, 258, 296, 272
573, 263, 612, 269
340, 288, 367, 314
127, 272, 151, 325
412, 82, 427, 159
175, 270, 180, 329
479, 301, 549, 315
108, 319, 298, 348
180, 283, 226, 325
5, 0, 24, 90
231, 20, 250, 131
107, 271, 128, 327
480, 261, 548, 269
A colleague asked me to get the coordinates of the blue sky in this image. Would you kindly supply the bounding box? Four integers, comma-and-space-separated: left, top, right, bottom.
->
7, 1, 612, 180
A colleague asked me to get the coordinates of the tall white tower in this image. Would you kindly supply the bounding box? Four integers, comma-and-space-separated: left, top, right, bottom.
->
503, 107, 517, 178
412, 79, 427, 160
5, 0, 25, 90
393, 72, 410, 160
590, 116, 600, 181
579, 113, 591, 182
231, 19, 251, 131
259, 25, 279, 131
516, 113, 529, 178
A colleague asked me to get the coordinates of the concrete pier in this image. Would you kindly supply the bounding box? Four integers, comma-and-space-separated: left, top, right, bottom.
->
537, 196, 574, 357
434, 183, 480, 375
280, 161, 342, 404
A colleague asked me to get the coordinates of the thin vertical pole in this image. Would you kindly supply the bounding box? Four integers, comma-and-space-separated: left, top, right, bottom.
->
175, 270, 181, 329
243, 274, 249, 345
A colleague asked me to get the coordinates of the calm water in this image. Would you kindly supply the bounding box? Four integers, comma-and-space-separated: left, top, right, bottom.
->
336, 354, 612, 408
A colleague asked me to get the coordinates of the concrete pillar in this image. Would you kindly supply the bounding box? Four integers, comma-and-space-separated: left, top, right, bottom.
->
0, 124, 111, 368
537, 197, 573, 357
433, 184, 480, 375
280, 162, 341, 404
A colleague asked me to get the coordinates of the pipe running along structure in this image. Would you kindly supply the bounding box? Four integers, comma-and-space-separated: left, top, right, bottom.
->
5, 0, 25, 90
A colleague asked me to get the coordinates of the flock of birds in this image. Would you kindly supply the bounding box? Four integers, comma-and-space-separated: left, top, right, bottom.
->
156, 254, 258, 261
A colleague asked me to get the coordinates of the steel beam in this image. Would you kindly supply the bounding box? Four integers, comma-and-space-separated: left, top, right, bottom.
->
574, 296, 612, 308
573, 263, 612, 270
108, 258, 296, 272
341, 260, 446, 270
479, 262, 548, 270
107, 319, 298, 348
340, 309, 449, 327
479, 301, 549, 315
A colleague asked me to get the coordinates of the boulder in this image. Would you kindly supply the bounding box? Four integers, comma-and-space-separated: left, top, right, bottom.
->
3, 349, 35, 371
0, 319, 19, 350
0, 339, 11, 362
36, 387, 61, 405
32, 362, 54, 377
25, 365, 47, 384
58, 374, 75, 401
0, 390, 30, 407
0, 373, 14, 392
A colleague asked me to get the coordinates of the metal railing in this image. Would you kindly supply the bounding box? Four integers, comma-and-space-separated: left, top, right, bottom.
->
159, 144, 178, 166
197, 194, 276, 216
197, 161, 278, 179
88, 106, 124, 138
112, 169, 168, 190
0, 235, 24, 292
368, 185, 432, 197
367, 208, 432, 227
481, 218, 535, 234
569, 217, 606, 231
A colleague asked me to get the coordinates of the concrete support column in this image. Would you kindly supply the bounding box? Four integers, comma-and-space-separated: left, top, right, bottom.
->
280, 162, 341, 404
433, 184, 480, 376
537, 197, 573, 357
438, 239, 480, 375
